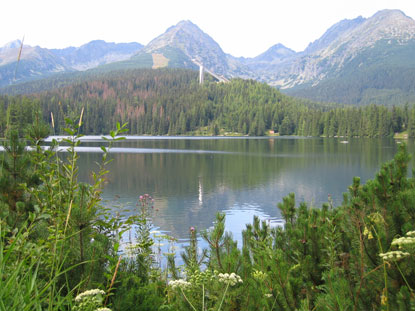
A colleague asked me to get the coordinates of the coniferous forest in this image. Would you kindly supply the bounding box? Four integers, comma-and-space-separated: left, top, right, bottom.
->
1, 68, 415, 138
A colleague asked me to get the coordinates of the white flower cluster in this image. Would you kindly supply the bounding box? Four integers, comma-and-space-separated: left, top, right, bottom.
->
391, 236, 415, 247
406, 231, 415, 237
218, 272, 243, 286
379, 251, 410, 261
75, 289, 106, 302
169, 279, 192, 290
96, 308, 112, 311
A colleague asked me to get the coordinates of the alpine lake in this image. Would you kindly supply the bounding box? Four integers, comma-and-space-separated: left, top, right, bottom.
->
68, 136, 414, 256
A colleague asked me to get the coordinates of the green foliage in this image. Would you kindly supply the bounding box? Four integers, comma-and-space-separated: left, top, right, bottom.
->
0, 117, 131, 310
72, 289, 109, 311
166, 144, 415, 311
1, 69, 413, 139
3, 98, 415, 310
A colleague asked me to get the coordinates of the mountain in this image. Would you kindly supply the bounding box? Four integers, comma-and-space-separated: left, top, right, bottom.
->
2, 10, 415, 106
303, 16, 365, 54
0, 41, 70, 87
126, 20, 250, 78
272, 10, 415, 105
51, 40, 143, 71
252, 44, 296, 63
123, 11, 415, 105
0, 40, 142, 87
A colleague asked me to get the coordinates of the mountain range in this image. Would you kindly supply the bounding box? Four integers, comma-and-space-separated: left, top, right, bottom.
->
0, 40, 143, 87
1, 9, 415, 105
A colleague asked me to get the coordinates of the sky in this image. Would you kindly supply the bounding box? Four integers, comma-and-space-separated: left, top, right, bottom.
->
1, 0, 415, 58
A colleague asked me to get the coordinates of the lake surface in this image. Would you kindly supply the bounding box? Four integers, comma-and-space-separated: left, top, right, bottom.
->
73, 136, 414, 243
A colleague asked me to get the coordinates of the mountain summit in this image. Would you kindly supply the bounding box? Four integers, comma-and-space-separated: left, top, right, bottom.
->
131, 20, 246, 77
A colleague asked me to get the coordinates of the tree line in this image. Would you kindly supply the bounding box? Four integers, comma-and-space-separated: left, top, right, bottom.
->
1, 68, 415, 138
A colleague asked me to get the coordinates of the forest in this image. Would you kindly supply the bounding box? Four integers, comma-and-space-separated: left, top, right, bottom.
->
1, 68, 415, 138
2, 112, 415, 310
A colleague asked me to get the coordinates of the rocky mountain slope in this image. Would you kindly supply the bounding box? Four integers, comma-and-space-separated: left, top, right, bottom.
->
282, 10, 415, 105
127, 20, 250, 78
0, 40, 142, 87
51, 40, 143, 71
277, 10, 415, 87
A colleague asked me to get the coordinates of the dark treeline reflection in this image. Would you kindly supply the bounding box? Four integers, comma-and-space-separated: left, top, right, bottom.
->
76, 137, 414, 238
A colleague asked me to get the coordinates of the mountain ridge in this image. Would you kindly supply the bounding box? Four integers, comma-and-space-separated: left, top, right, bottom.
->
1, 9, 415, 105
0, 40, 143, 87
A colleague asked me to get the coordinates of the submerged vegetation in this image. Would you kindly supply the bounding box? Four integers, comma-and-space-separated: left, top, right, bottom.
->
1, 110, 415, 310
1, 69, 415, 138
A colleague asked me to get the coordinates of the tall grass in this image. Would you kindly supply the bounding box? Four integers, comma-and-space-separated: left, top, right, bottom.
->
0, 116, 128, 310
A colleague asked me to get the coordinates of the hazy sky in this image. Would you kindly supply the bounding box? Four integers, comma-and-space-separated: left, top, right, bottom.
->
1, 0, 415, 57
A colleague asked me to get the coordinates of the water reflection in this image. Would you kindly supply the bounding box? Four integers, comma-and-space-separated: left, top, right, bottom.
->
74, 137, 413, 239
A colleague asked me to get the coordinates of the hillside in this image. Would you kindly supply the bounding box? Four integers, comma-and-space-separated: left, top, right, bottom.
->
2, 68, 414, 139
282, 10, 415, 105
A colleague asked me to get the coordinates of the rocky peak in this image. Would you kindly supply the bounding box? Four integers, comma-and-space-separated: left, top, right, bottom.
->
335, 10, 415, 50
254, 43, 296, 63
363, 9, 415, 39
139, 19, 231, 75
143, 20, 223, 55
304, 16, 365, 54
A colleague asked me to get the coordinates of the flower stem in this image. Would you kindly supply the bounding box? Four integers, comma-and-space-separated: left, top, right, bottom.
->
180, 288, 197, 311
217, 282, 230, 311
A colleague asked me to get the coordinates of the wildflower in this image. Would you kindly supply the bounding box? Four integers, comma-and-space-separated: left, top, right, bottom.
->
169, 279, 192, 290
217, 272, 243, 286
265, 293, 273, 298
75, 289, 105, 302
96, 308, 112, 311
363, 226, 374, 240
379, 251, 410, 261
391, 236, 415, 247
406, 230, 415, 237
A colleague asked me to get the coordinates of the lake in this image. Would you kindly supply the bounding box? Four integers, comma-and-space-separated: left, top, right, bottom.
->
72, 136, 414, 244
